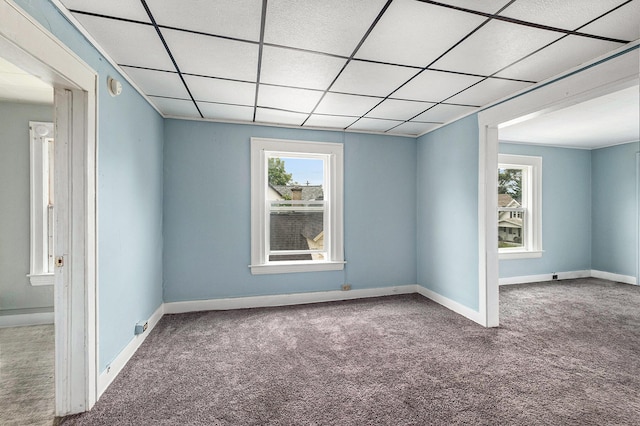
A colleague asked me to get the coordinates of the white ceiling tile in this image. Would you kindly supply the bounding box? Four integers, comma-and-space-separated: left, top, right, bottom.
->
314, 93, 383, 116
348, 118, 403, 132
390, 122, 441, 136
366, 99, 433, 120
255, 108, 308, 126
163, 29, 258, 81
198, 103, 254, 122
304, 114, 358, 129
414, 104, 478, 123
435, 0, 513, 14
393, 70, 483, 103
260, 46, 347, 90
447, 78, 533, 106
432, 20, 561, 76
355, 0, 487, 67
265, 0, 388, 56
331, 61, 417, 97
184, 76, 256, 105
150, 96, 199, 117
146, 0, 262, 41
496, 36, 622, 82
121, 67, 188, 98
499, 0, 627, 31
257, 85, 323, 113
580, 1, 640, 41
62, 0, 150, 21
72, 14, 174, 70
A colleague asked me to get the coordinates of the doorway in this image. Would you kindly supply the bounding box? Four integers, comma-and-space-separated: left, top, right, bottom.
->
477, 43, 640, 327
0, 0, 98, 416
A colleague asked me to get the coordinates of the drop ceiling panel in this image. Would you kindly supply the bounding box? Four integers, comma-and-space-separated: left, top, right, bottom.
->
314, 93, 383, 116
580, 1, 640, 41
264, 0, 387, 56
150, 96, 199, 117
61, 0, 150, 22
393, 70, 483, 103
72, 14, 174, 70
260, 46, 347, 90
331, 61, 418, 97
304, 114, 358, 129
366, 99, 434, 120
355, 0, 487, 67
348, 118, 403, 132
499, 0, 627, 30
121, 67, 188, 99
413, 104, 478, 123
391, 122, 441, 136
146, 0, 262, 41
198, 103, 254, 122
447, 78, 532, 106
435, 0, 513, 14
255, 108, 308, 126
163, 29, 258, 81
432, 20, 561, 76
184, 76, 256, 105
257, 85, 323, 113
496, 36, 622, 82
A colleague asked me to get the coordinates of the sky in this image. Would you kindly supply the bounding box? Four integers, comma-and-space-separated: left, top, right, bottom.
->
281, 157, 324, 186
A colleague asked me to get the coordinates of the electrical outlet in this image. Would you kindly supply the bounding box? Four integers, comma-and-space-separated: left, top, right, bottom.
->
135, 321, 148, 335
552, 274, 558, 280
341, 284, 351, 291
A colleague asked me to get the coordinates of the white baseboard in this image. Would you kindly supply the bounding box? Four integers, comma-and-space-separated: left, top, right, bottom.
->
591, 269, 637, 285
499, 270, 591, 285
416, 285, 484, 326
0, 311, 54, 328
97, 303, 164, 398
164, 285, 418, 314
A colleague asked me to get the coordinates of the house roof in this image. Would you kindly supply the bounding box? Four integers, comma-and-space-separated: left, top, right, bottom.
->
271, 185, 324, 201
498, 193, 521, 207
57, 1, 639, 137
269, 211, 323, 261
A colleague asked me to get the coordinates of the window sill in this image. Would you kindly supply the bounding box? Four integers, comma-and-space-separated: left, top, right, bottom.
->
249, 261, 346, 275
499, 250, 543, 260
28, 273, 54, 286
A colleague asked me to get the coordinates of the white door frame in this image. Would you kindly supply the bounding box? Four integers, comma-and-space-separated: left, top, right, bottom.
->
0, 0, 98, 415
477, 43, 640, 327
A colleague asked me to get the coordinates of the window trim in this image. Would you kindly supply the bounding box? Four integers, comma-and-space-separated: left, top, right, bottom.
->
250, 137, 344, 274
28, 121, 55, 286
498, 154, 542, 260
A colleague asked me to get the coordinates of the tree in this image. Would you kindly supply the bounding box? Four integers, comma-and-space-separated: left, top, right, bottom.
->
498, 168, 522, 202
268, 157, 292, 186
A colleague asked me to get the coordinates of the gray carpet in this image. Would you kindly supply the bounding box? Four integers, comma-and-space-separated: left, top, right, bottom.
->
0, 324, 55, 426
62, 278, 640, 425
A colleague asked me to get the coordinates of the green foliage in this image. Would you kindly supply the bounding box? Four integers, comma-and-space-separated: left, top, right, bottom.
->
498, 168, 522, 202
268, 157, 292, 186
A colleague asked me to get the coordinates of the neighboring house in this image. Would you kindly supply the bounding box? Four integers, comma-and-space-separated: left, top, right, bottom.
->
498, 193, 523, 244
269, 184, 325, 261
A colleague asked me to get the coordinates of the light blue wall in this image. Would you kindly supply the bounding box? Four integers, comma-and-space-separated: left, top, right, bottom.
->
416, 115, 479, 311
592, 141, 639, 278
15, 0, 165, 372
498, 143, 592, 277
163, 120, 417, 302
0, 101, 53, 312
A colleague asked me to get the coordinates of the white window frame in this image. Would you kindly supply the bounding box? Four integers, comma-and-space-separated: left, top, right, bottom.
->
498, 153, 542, 260
28, 121, 55, 286
250, 137, 344, 274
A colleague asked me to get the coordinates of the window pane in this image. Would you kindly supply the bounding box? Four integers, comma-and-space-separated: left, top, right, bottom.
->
498, 210, 525, 249
498, 168, 522, 204
267, 156, 325, 262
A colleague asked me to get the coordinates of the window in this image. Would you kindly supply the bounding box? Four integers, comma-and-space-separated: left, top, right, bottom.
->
28, 121, 55, 285
498, 154, 542, 259
250, 137, 344, 274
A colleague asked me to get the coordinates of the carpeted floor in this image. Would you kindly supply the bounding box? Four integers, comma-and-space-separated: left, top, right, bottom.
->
0, 324, 55, 426
62, 278, 640, 425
